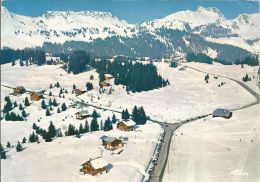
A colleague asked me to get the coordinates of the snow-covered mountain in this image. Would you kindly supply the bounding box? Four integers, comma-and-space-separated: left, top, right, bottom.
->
1, 6, 259, 59
1, 6, 135, 48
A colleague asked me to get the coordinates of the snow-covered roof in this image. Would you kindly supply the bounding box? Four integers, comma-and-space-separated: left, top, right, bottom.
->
213, 108, 231, 117
90, 158, 108, 169
100, 135, 116, 142
78, 110, 89, 116
104, 74, 113, 78
122, 120, 136, 127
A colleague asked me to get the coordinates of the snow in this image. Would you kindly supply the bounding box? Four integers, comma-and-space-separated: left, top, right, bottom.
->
162, 104, 260, 182
185, 62, 259, 94
90, 158, 108, 169
122, 120, 136, 127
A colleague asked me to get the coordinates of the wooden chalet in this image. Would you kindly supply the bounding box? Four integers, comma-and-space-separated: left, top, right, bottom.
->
99, 80, 110, 88
30, 92, 43, 101
80, 157, 108, 176
13, 86, 26, 95
117, 120, 136, 131
100, 136, 124, 150
104, 74, 114, 81
75, 110, 90, 120
73, 88, 86, 96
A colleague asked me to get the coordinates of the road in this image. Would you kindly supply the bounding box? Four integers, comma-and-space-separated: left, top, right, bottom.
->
149, 66, 259, 182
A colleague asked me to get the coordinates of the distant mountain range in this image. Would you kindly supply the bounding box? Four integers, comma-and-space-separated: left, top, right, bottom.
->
1, 6, 259, 62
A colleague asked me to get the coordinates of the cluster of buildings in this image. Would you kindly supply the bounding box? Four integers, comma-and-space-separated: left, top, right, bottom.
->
79, 119, 136, 176
12, 86, 43, 101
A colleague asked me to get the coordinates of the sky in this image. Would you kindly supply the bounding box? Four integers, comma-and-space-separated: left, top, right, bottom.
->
1, 0, 259, 23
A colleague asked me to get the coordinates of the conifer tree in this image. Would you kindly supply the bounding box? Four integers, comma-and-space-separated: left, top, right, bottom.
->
61, 103, 67, 111
46, 109, 51, 116
48, 121, 56, 138
52, 98, 58, 107
41, 100, 47, 109
57, 107, 61, 113
0, 144, 6, 159
49, 91, 52, 96
104, 117, 112, 131
16, 141, 23, 152
22, 109, 27, 118
3, 96, 12, 113
79, 123, 84, 134
49, 84, 53, 89
13, 101, 18, 107
90, 118, 99, 132
73, 84, 76, 90
19, 103, 23, 110
92, 109, 99, 118
84, 120, 90, 133
6, 141, 11, 148
24, 97, 30, 106
112, 114, 117, 124
22, 137, 27, 143
48, 99, 52, 106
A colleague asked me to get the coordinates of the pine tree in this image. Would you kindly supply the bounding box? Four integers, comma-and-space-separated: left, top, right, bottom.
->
41, 100, 47, 109
29, 132, 37, 143
13, 101, 18, 107
104, 117, 112, 131
86, 82, 94, 91
59, 88, 63, 95
73, 84, 76, 90
61, 103, 67, 111
79, 123, 84, 134
92, 109, 99, 118
49, 91, 52, 96
0, 144, 6, 159
49, 84, 53, 89
22, 137, 27, 143
19, 103, 23, 110
3, 96, 12, 113
90, 75, 94, 80
22, 109, 27, 118
52, 98, 58, 107
132, 106, 138, 122
83, 120, 90, 133
57, 107, 61, 113
24, 97, 30, 106
90, 118, 99, 132
48, 99, 52, 106
112, 114, 117, 124
122, 109, 125, 119
56, 82, 60, 88
46, 109, 51, 116
32, 122, 38, 130
125, 109, 130, 119
16, 141, 23, 152
6, 141, 11, 148
48, 121, 56, 138
100, 120, 103, 130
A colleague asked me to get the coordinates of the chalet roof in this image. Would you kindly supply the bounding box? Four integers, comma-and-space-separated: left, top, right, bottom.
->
213, 108, 231, 117
122, 120, 136, 127
104, 74, 113, 78
15, 86, 25, 90
90, 158, 108, 169
77, 110, 89, 116
31, 92, 43, 96
100, 135, 116, 142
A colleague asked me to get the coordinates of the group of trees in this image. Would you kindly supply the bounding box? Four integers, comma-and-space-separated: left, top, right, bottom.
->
68, 50, 90, 74
3, 96, 29, 121
1, 48, 46, 65
187, 52, 259, 66
92, 59, 168, 92
86, 82, 94, 91
121, 109, 130, 120
131, 106, 147, 125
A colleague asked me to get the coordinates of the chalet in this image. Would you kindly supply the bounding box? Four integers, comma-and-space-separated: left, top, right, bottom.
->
100, 136, 124, 150
80, 157, 108, 176
73, 88, 86, 96
212, 108, 232, 119
76, 110, 90, 120
99, 81, 110, 88
117, 120, 136, 131
13, 86, 26, 95
104, 74, 114, 81
30, 92, 43, 101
